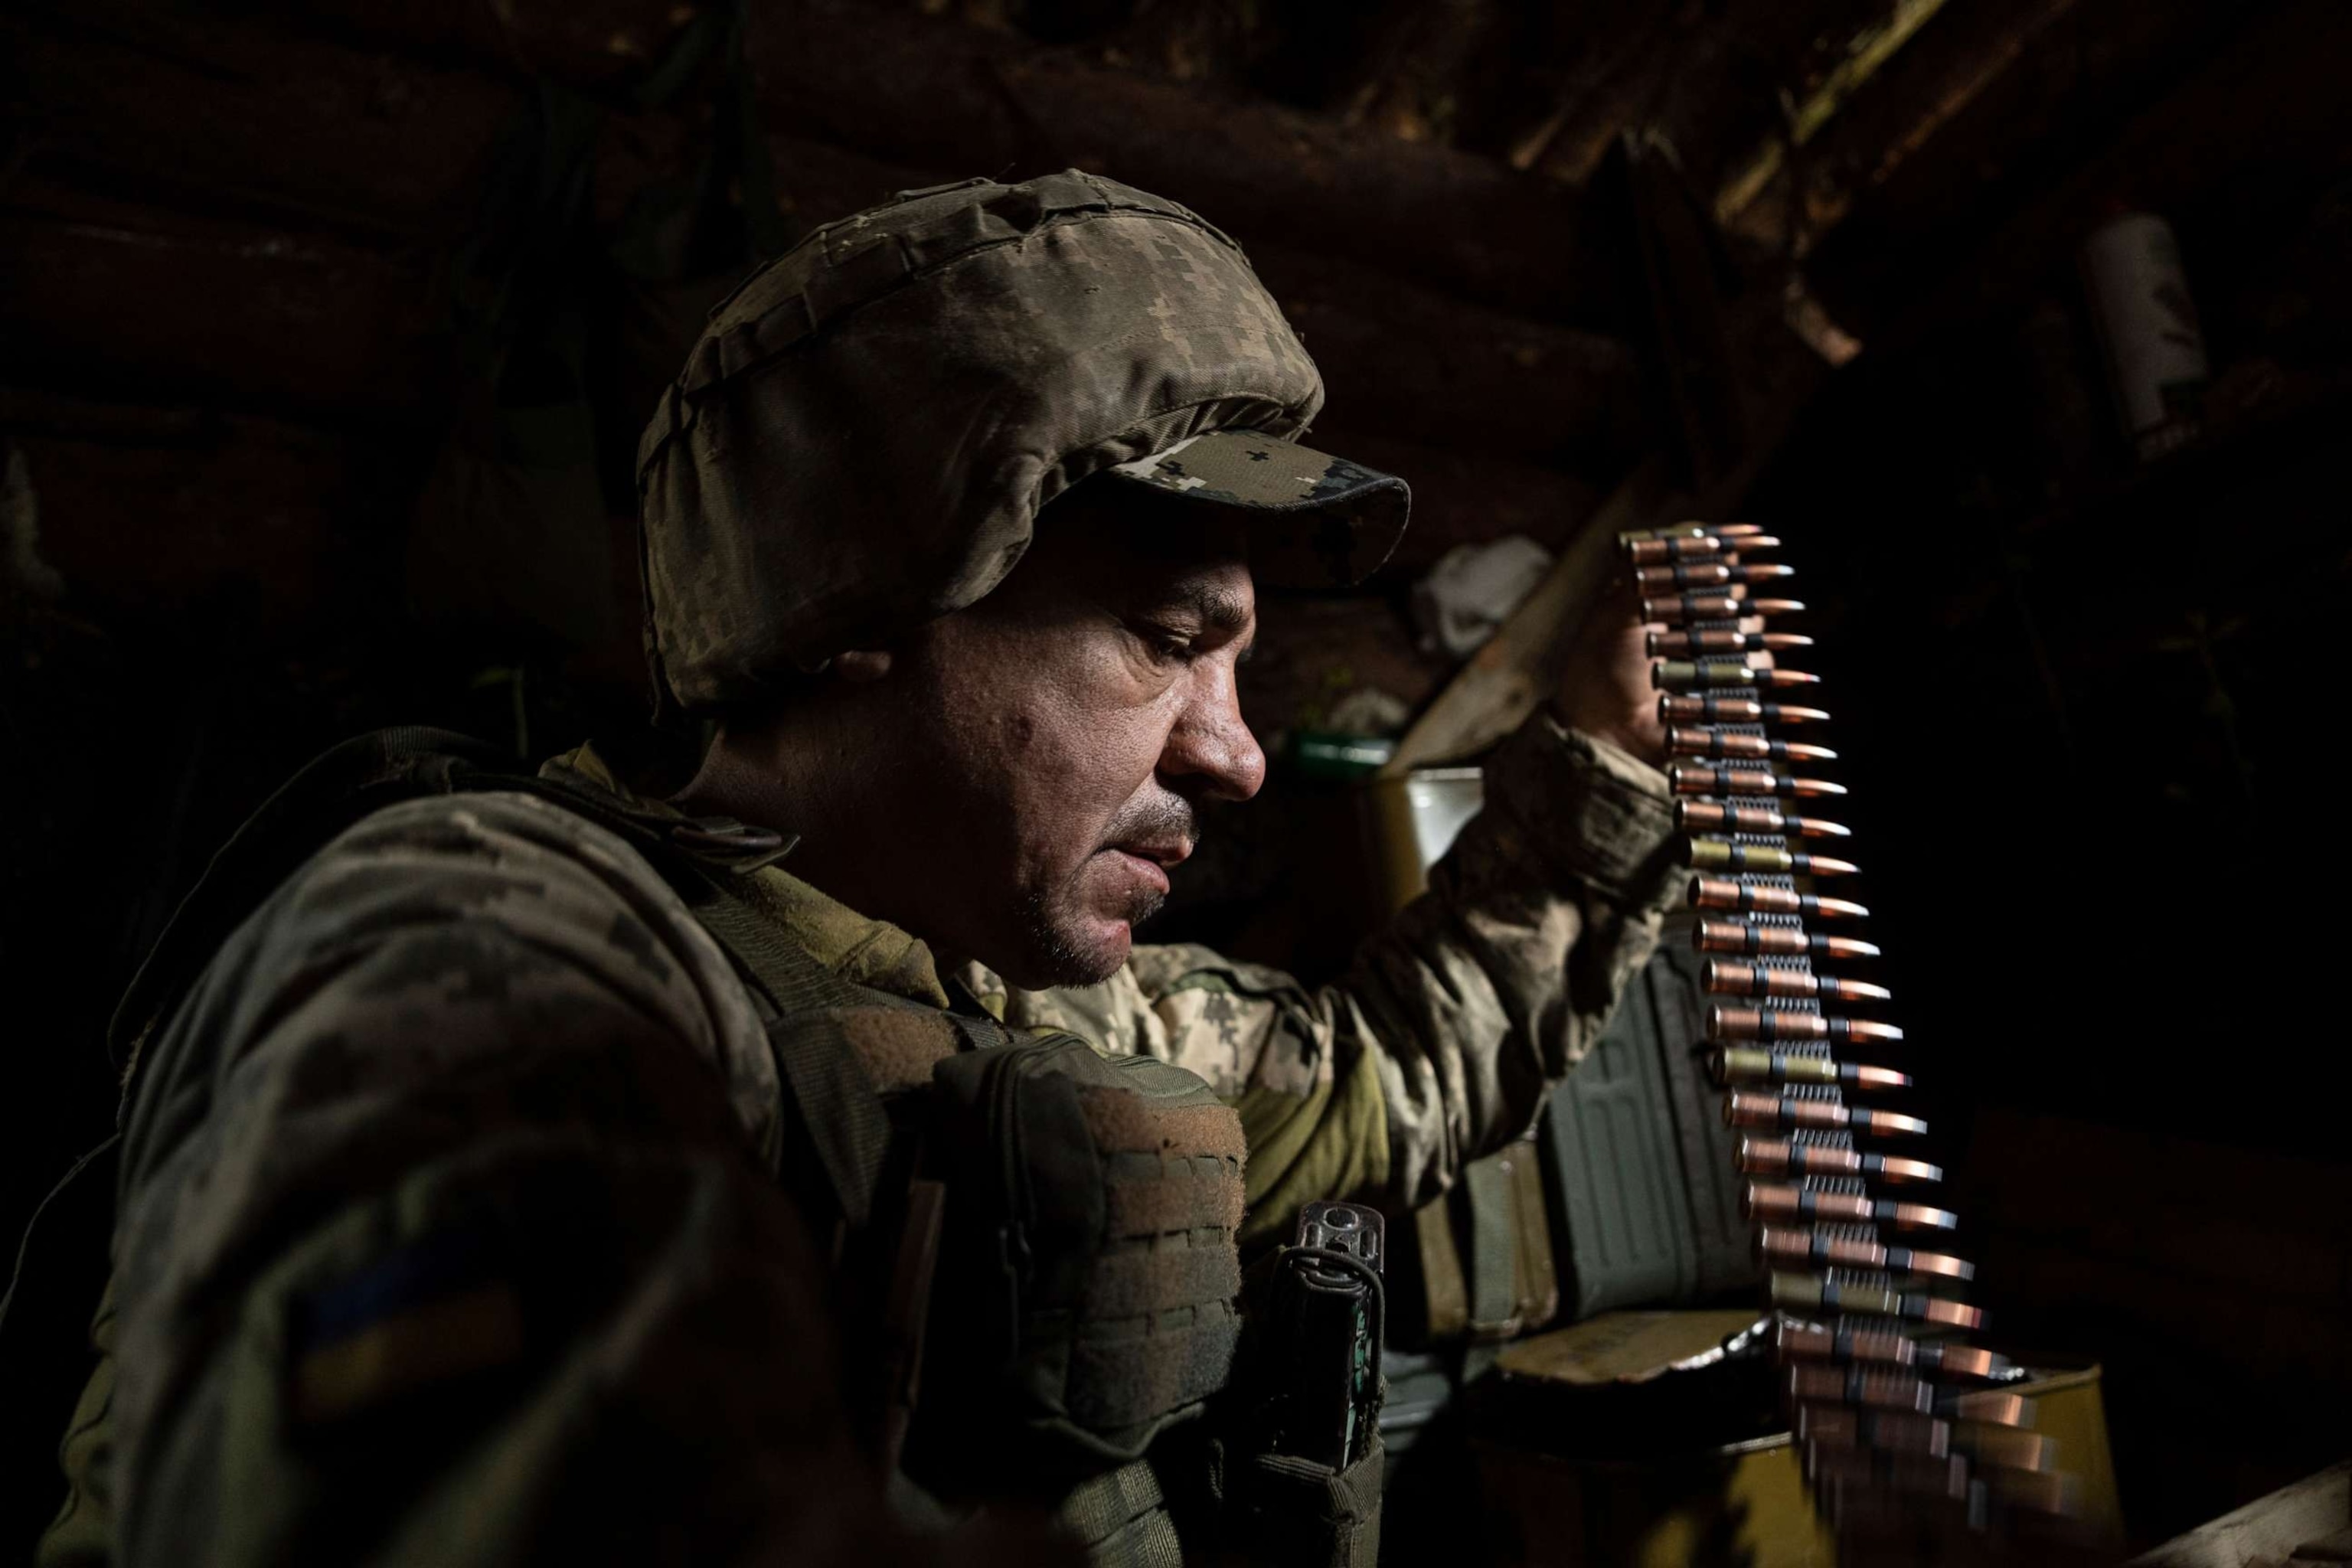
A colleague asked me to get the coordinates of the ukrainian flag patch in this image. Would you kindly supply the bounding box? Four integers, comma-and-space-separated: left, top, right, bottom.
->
291, 1228, 525, 1424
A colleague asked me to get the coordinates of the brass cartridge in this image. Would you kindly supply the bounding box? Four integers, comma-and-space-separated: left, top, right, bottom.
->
1659, 695, 1832, 724
1689, 877, 1869, 918
1707, 1005, 1903, 1044
1704, 962, 1890, 1001
1668, 728, 1835, 762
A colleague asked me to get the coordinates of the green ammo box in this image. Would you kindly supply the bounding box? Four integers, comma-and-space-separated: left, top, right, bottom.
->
1540, 919, 1759, 1319
1348, 757, 1756, 1329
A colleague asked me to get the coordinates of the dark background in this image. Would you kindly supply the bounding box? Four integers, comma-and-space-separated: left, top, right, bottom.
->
5, 0, 2349, 1550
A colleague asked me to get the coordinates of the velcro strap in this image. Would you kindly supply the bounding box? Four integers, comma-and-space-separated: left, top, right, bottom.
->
1077, 1089, 1245, 1161
818, 1007, 966, 1095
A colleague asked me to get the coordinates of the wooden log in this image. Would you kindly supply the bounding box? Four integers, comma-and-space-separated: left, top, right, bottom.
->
750, 136, 1651, 478
237, 0, 1625, 328
1249, 243, 1647, 472
1802, 0, 2311, 339
2135, 1464, 2352, 1568
267, 0, 707, 93
1375, 309, 1821, 776
740, 0, 1627, 327
6, 4, 518, 239
1, 390, 368, 627
0, 187, 445, 416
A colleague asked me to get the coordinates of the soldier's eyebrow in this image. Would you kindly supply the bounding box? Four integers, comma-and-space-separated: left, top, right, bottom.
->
1167, 580, 1256, 660
1120, 571, 1256, 658
1189, 583, 1254, 638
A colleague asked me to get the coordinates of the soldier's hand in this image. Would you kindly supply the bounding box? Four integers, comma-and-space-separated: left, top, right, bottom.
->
1554, 574, 1669, 766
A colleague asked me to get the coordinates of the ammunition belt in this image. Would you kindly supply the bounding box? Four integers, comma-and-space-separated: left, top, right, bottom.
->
1619, 524, 2073, 1545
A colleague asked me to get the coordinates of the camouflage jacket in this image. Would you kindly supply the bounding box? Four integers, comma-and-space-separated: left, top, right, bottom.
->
45, 713, 1674, 1566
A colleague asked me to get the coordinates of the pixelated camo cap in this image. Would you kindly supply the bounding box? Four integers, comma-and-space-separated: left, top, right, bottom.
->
635, 168, 1410, 714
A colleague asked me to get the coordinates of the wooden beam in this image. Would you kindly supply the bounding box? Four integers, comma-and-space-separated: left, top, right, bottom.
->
1801, 0, 2298, 339
0, 187, 445, 417
756, 136, 1655, 477
1378, 458, 1674, 776
1249, 243, 1647, 472
1717, 0, 2088, 260
740, 0, 1625, 328
2133, 1463, 2350, 1566
6, 5, 518, 240
1374, 265, 1833, 773
1711, 0, 1958, 233
2, 391, 368, 627
247, 0, 705, 93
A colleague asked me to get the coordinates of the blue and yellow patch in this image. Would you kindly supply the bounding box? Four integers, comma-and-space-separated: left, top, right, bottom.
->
291, 1230, 524, 1424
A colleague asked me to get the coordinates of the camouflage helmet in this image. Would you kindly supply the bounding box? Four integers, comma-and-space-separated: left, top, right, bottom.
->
635, 170, 1410, 714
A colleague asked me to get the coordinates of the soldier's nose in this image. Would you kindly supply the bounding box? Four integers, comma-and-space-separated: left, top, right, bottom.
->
1165, 678, 1264, 803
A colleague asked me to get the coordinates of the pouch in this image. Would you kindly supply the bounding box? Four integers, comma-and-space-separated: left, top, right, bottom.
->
906, 1034, 1247, 1496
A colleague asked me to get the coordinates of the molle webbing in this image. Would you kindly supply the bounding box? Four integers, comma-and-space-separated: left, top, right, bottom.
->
1056, 1457, 1187, 1568
1077, 1090, 1246, 1163
913, 1040, 1246, 1492
1071, 1084, 1246, 1436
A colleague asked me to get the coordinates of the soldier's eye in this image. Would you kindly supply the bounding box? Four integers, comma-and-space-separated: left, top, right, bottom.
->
1130, 619, 1195, 664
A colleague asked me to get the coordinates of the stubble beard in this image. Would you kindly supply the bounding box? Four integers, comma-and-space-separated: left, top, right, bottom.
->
1014, 872, 1166, 988
1008, 791, 1196, 988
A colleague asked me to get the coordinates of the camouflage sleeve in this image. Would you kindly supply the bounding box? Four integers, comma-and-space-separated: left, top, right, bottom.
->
102, 792, 908, 1566
1043, 716, 1677, 1249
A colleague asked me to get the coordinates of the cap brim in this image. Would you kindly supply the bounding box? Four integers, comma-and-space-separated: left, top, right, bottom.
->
1100, 430, 1410, 586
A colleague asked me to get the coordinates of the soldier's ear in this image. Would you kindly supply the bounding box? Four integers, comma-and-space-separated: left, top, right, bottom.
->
834, 650, 893, 684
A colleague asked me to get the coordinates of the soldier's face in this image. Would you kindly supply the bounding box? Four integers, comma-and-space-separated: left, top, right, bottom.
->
890, 485, 1267, 988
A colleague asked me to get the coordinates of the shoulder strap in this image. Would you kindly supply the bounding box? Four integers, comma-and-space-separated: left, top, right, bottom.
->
114, 725, 978, 1232
434, 758, 928, 1231
686, 894, 897, 1228
500, 765, 1014, 1233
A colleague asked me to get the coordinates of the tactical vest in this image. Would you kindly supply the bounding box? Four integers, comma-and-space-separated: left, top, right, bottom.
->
0, 729, 1379, 1566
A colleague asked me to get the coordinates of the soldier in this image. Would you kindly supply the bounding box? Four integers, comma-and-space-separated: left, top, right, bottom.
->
32, 173, 1679, 1565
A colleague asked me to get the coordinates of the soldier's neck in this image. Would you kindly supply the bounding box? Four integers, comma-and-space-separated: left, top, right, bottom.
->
673, 723, 906, 933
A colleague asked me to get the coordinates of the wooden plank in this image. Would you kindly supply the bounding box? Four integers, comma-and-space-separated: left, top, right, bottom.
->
2133, 1464, 2352, 1568
1373, 286, 1826, 776
1711, 0, 1958, 232
1804, 0, 2305, 339
1378, 457, 1672, 776
1509, 0, 1890, 186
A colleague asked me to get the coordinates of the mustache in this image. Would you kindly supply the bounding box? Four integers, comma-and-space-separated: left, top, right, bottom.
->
1096, 792, 1200, 854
